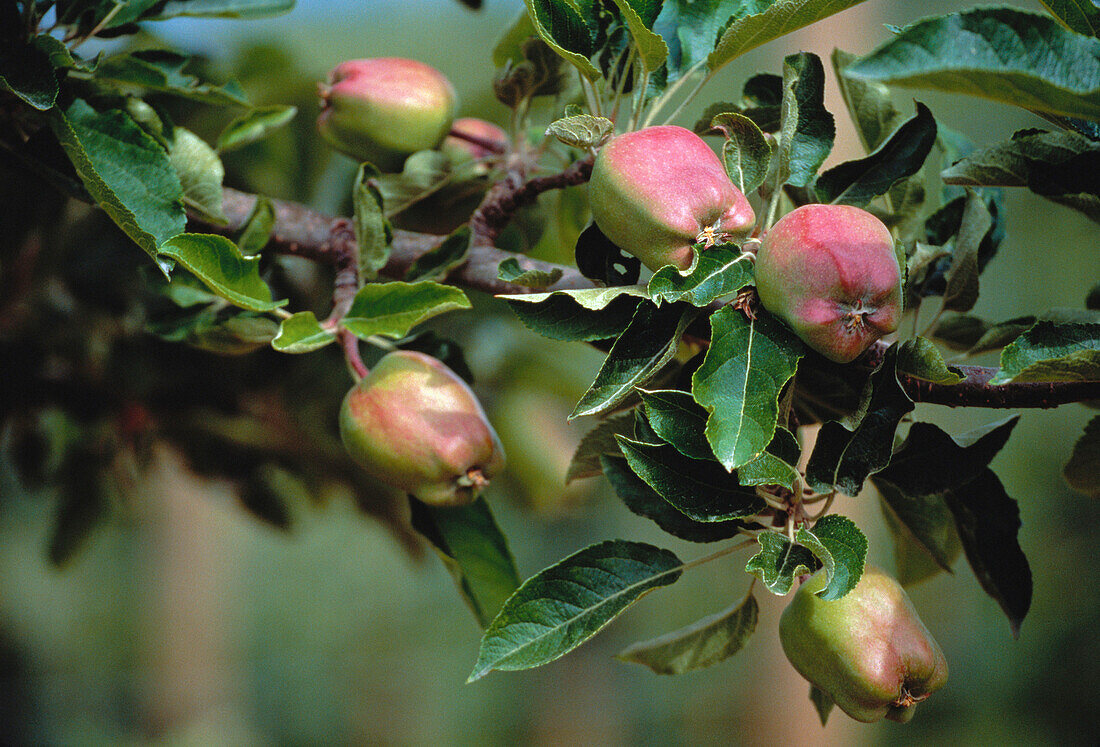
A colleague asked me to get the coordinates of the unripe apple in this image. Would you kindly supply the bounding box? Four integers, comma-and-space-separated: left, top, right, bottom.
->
317, 58, 457, 172
588, 125, 755, 271
754, 204, 902, 363
339, 350, 505, 506
441, 117, 509, 164
779, 566, 948, 723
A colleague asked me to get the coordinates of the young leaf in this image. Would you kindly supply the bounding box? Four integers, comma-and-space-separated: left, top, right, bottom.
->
708, 113, 772, 194
168, 127, 227, 224
874, 479, 960, 579
647, 245, 755, 307
216, 105, 298, 152
236, 195, 276, 256
737, 427, 800, 492
708, 0, 869, 73
896, 337, 964, 386
794, 514, 867, 601
778, 52, 835, 189
93, 51, 249, 106
271, 311, 335, 353
846, 7, 1100, 122
814, 102, 937, 207
409, 496, 521, 629
692, 307, 804, 471
546, 114, 614, 149
158, 234, 284, 311
942, 189, 991, 313
503, 286, 649, 341
607, 0, 668, 72
615, 435, 764, 522
990, 321, 1100, 384
571, 302, 695, 418
50, 99, 186, 269
407, 226, 471, 282
944, 469, 1032, 637
639, 389, 712, 461
497, 257, 564, 289
832, 49, 904, 153
805, 346, 914, 496
601, 456, 751, 543
354, 164, 392, 279
522, 0, 601, 81
341, 281, 471, 340
745, 532, 820, 595
567, 413, 637, 482
617, 593, 759, 675
1064, 416, 1100, 498
468, 540, 684, 680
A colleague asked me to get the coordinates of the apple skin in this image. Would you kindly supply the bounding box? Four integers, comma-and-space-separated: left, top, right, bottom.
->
754, 204, 902, 363
339, 350, 505, 506
588, 125, 755, 271
441, 117, 509, 164
779, 566, 948, 723
317, 58, 456, 172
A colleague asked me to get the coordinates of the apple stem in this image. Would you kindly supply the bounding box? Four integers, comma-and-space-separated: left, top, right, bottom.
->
340, 329, 368, 382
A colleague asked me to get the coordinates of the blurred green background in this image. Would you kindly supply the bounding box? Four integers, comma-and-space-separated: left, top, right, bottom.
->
1, 0, 1097, 744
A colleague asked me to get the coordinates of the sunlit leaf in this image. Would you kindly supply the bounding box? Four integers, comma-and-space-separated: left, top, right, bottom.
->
341, 282, 471, 340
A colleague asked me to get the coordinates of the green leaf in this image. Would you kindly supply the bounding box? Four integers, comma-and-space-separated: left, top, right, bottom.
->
503, 286, 649, 342
523, 0, 602, 81
409, 496, 521, 629
794, 514, 867, 601
616, 436, 764, 522
601, 455, 751, 542
745, 531, 819, 595
846, 7, 1100, 122
1040, 1, 1100, 37
50, 99, 186, 268
236, 195, 276, 256
157, 234, 284, 312
469, 540, 683, 680
0, 34, 58, 110
991, 321, 1100, 384
805, 346, 914, 496
896, 337, 964, 386
271, 311, 335, 353
617, 594, 758, 675
647, 245, 754, 307
567, 413, 637, 483
737, 427, 800, 492
639, 389, 712, 461
546, 114, 615, 148
353, 163, 392, 280
341, 281, 470, 340
942, 189, 991, 313
216, 105, 297, 152
406, 226, 470, 283
150, 0, 295, 19
778, 52, 835, 189
708, 113, 772, 194
608, 0, 669, 72
876, 479, 960, 581
571, 302, 695, 418
692, 307, 804, 471
93, 51, 248, 106
497, 258, 564, 289
944, 469, 1032, 637
832, 48, 905, 153
931, 314, 990, 351
709, 0, 869, 73
815, 102, 937, 207
1064, 416, 1100, 498
168, 127, 226, 224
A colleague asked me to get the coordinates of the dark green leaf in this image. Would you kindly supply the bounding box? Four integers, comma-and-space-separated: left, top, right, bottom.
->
896, 337, 963, 385
0, 34, 58, 110
567, 413, 637, 483
236, 195, 276, 256
151, 0, 296, 19
354, 163, 392, 280
601, 456, 751, 543
497, 258, 563, 289
571, 302, 695, 418
846, 8, 1100, 122
815, 102, 937, 207
744, 531, 819, 595
49, 447, 110, 567
942, 189, 991, 313
50, 99, 186, 268
778, 52, 835, 189
648, 245, 755, 307
794, 514, 867, 601
406, 226, 470, 283
617, 593, 758, 675
1064, 416, 1100, 498
93, 51, 248, 106
158, 234, 284, 311
709, 113, 772, 194
608, 0, 668, 71
503, 286, 649, 342
216, 105, 297, 152
1040, 1, 1100, 37
944, 469, 1032, 637
523, 0, 601, 81
341, 281, 470, 340
468, 540, 683, 680
692, 307, 804, 470
991, 321, 1100, 384
809, 685, 836, 726
832, 48, 904, 153
271, 311, 335, 353
639, 389, 712, 460
931, 314, 990, 351
410, 496, 521, 628
737, 427, 800, 491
